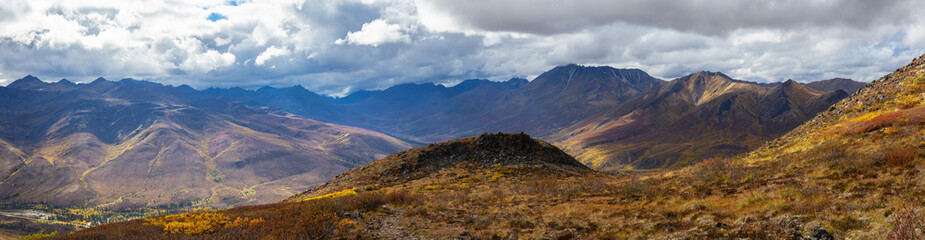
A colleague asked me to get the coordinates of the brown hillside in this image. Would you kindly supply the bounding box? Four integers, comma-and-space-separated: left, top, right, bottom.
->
0, 79, 412, 210
553, 71, 849, 171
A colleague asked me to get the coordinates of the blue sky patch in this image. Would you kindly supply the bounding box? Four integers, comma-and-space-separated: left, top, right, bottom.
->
207, 12, 227, 22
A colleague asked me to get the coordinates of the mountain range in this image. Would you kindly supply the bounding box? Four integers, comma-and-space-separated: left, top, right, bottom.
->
59, 53, 925, 239
0, 77, 411, 209
183, 65, 860, 171
0, 65, 862, 215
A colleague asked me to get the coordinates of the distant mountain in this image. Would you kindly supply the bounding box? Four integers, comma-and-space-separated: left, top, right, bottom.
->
6, 75, 78, 92
551, 71, 850, 171
728, 77, 865, 93
347, 65, 664, 143
0, 77, 411, 209
184, 69, 658, 144
804, 77, 867, 93
177, 67, 858, 159
3, 67, 859, 190
5, 75, 44, 90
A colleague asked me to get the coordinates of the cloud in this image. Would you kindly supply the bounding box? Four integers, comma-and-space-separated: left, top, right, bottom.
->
0, 0, 924, 97
255, 46, 290, 66
416, 0, 915, 36
336, 19, 409, 46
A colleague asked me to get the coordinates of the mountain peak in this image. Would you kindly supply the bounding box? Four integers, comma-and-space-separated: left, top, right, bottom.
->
688, 71, 732, 80
774, 78, 810, 91
90, 77, 109, 84
8, 75, 82, 92
560, 63, 582, 68
7, 75, 44, 89
526, 64, 662, 100
654, 70, 759, 106
57, 79, 76, 86
20, 74, 40, 81
780, 79, 800, 87
176, 84, 195, 92
676, 70, 735, 88
805, 78, 866, 93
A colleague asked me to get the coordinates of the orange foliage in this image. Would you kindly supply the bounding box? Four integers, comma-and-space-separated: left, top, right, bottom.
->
60, 190, 417, 239
886, 147, 917, 167
834, 106, 925, 135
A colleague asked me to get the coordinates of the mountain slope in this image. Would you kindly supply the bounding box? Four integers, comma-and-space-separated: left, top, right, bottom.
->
805, 78, 867, 93
58, 133, 612, 239
553, 71, 850, 171
0, 78, 412, 210
54, 56, 920, 238
746, 55, 924, 164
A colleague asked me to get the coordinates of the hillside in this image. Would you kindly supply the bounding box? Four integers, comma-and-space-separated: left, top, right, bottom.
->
552, 71, 850, 171
59, 53, 925, 239
55, 133, 610, 239
805, 78, 868, 93
287, 132, 592, 202
0, 78, 412, 211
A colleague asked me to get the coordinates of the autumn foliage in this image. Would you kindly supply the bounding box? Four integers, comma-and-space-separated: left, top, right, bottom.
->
55, 190, 416, 239
833, 106, 925, 135
886, 147, 917, 167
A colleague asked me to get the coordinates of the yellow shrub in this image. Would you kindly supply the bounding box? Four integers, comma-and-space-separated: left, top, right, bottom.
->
228, 217, 265, 227
301, 188, 358, 202
146, 212, 231, 235
883, 127, 897, 135
895, 94, 922, 109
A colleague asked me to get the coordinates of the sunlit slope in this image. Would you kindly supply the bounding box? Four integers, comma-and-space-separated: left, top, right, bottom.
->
0, 79, 412, 209
553, 72, 849, 171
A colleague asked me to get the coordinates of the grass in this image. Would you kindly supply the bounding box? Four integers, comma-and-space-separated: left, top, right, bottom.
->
55, 189, 417, 239
51, 55, 925, 238
52, 135, 925, 239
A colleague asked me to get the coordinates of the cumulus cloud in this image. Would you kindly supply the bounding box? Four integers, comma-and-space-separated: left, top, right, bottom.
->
255, 46, 290, 66
1, 0, 925, 96
336, 19, 409, 46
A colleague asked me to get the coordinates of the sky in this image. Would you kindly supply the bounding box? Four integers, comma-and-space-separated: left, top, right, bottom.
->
1, 0, 925, 96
